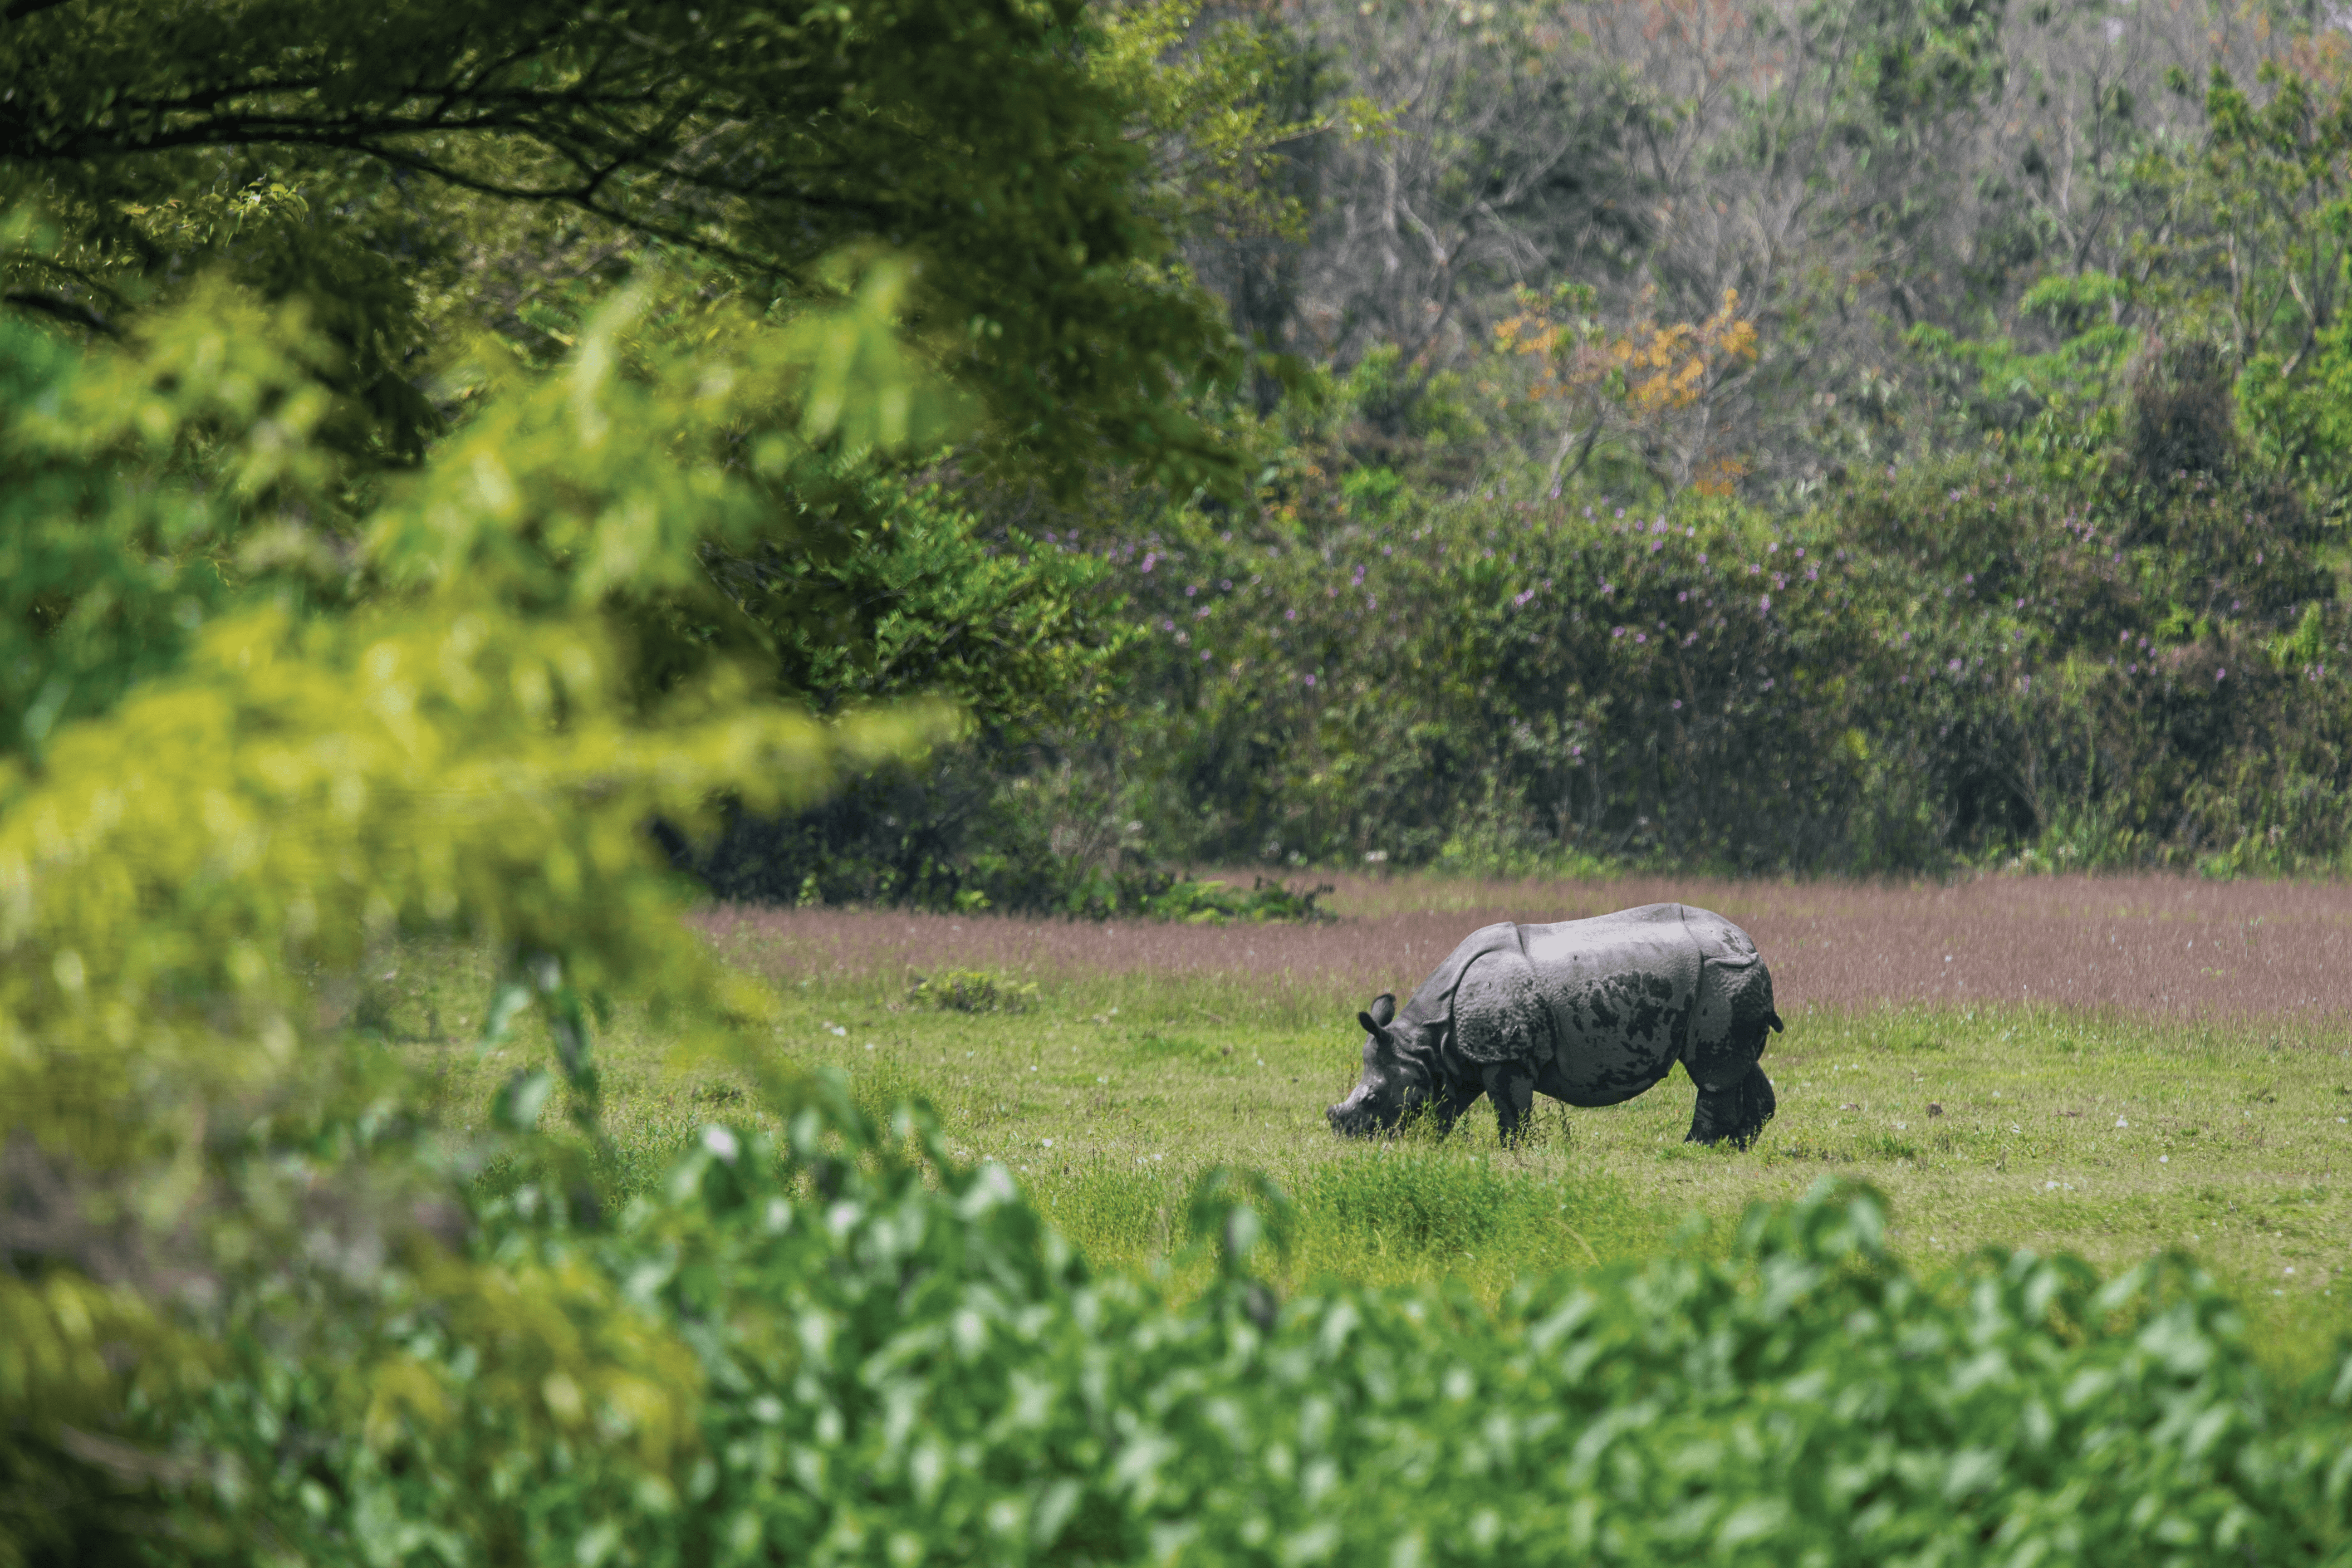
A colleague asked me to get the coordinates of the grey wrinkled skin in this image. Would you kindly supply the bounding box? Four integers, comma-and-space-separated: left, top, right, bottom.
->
1326, 903, 1782, 1148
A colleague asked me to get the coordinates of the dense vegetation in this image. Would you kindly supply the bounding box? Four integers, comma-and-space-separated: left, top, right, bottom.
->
5, 0, 2352, 1561
667, 0, 2352, 905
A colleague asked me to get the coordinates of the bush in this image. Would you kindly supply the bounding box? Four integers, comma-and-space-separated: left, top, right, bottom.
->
1096, 452, 2351, 874
908, 968, 1041, 1013
126, 1085, 2352, 1567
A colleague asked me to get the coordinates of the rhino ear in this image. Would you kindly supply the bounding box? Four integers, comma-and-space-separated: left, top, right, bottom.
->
1357, 1010, 1387, 1040
1369, 992, 1396, 1028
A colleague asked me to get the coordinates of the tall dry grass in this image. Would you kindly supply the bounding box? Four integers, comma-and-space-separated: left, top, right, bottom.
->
699, 872, 2352, 1022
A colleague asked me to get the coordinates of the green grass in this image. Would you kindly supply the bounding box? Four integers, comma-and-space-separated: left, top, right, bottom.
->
375, 934, 2352, 1379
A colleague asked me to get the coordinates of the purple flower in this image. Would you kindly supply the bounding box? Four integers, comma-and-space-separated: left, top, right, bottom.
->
1635, 632, 1648, 643
1767, 542, 1779, 554
1697, 553, 1707, 564
1759, 594, 1771, 612
1614, 508, 1626, 519
1161, 619, 1176, 632
1367, 595, 1378, 609
1201, 651, 1212, 662
1142, 553, 1157, 572
1304, 673, 1318, 686
1185, 584, 1198, 597
1671, 699, 1683, 710
2127, 662, 2137, 674
1948, 658, 1962, 672
2215, 667, 2226, 681
1284, 608, 1297, 622
1600, 582, 1614, 596
1749, 564, 1761, 575
1612, 626, 1627, 638
1220, 579, 1232, 590
1650, 539, 1663, 553
1677, 590, 1689, 602
1794, 547, 1805, 559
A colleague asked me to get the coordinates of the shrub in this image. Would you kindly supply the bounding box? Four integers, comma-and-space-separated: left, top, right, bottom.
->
130, 1088, 2352, 1567
908, 968, 1041, 1013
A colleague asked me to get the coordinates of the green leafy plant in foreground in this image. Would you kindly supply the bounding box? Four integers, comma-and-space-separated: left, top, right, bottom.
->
145, 1093, 2352, 1566
0, 265, 955, 1561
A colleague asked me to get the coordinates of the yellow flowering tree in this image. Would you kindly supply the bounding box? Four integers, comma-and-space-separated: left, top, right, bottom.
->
1496, 285, 1760, 495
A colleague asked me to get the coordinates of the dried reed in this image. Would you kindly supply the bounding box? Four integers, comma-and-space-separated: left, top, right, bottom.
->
699, 872, 2352, 1023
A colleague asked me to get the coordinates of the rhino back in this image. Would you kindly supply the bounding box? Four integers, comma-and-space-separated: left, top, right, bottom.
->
1519, 906, 1702, 1106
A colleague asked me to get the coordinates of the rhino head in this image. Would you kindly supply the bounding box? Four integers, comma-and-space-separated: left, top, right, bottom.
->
1326, 992, 1439, 1137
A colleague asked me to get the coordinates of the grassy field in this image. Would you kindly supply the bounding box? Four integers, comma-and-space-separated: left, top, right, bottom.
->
381, 872, 2352, 1379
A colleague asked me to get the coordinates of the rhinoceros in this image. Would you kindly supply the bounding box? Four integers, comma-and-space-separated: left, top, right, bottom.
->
1326, 902, 1782, 1147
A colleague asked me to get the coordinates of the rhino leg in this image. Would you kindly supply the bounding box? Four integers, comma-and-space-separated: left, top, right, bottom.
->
1480, 1061, 1539, 1144
1686, 1061, 1776, 1148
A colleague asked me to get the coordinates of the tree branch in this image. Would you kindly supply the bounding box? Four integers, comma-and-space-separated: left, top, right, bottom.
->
4, 291, 118, 335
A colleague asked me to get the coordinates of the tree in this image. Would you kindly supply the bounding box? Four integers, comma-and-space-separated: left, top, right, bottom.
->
0, 0, 1240, 493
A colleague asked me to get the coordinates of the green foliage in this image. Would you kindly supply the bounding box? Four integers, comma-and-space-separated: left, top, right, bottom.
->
1141, 875, 1335, 925
1094, 447, 2350, 873
113, 1097, 2352, 1565
0, 0, 1245, 495
0, 259, 960, 1557
908, 969, 1041, 1014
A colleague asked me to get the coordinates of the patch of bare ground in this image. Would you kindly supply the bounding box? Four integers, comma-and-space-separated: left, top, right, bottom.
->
699, 872, 2352, 1023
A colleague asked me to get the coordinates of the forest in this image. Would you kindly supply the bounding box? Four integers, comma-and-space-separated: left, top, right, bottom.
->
3, 0, 2351, 1563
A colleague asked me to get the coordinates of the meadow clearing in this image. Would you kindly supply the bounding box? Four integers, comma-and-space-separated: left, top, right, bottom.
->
387, 872, 2352, 1369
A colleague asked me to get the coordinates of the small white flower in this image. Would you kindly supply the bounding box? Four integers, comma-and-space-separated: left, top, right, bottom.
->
2160, 1155, 2169, 1163
1042, 1138, 1054, 1148
2115, 1116, 2128, 1128
2284, 1266, 2296, 1275
2012, 1124, 2022, 1133
701, 1125, 740, 1162
2044, 1181, 2060, 1191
